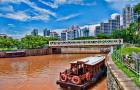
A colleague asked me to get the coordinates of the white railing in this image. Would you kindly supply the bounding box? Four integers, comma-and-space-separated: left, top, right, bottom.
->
49, 39, 123, 47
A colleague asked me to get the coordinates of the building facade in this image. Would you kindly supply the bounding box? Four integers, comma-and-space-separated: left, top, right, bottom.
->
81, 27, 89, 37
61, 25, 89, 40
95, 26, 101, 35
43, 28, 50, 36
31, 29, 38, 36
61, 30, 68, 40
123, 5, 139, 28
95, 15, 120, 35
50, 32, 59, 38
123, 5, 135, 28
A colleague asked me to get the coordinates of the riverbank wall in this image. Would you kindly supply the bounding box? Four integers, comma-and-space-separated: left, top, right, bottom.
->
0, 49, 48, 58
107, 56, 139, 90
0, 48, 109, 58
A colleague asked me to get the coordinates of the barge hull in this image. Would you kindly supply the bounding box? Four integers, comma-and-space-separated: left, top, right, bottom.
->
56, 80, 92, 90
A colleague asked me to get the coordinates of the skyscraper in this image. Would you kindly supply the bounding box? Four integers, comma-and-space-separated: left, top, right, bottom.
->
61, 25, 87, 40
50, 31, 59, 38
95, 14, 120, 35
81, 27, 89, 37
31, 29, 38, 36
67, 25, 81, 40
43, 28, 50, 36
101, 22, 110, 35
95, 26, 101, 35
123, 5, 134, 28
61, 30, 68, 40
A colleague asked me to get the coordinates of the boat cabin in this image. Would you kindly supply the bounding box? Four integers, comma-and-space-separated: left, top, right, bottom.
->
70, 56, 106, 76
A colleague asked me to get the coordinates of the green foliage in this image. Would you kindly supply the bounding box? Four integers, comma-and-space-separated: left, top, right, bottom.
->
134, 3, 140, 14
0, 37, 19, 49
116, 47, 140, 56
20, 35, 58, 49
96, 33, 112, 39
112, 54, 140, 88
74, 33, 111, 40
0, 35, 58, 50
74, 36, 96, 40
111, 22, 140, 44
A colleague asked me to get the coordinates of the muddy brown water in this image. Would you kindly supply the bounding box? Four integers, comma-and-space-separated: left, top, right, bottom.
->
0, 54, 107, 90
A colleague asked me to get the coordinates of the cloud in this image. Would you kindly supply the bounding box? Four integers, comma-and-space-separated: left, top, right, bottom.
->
0, 0, 57, 21
0, 5, 14, 12
7, 24, 15, 27
0, 11, 30, 21
31, 14, 50, 21
30, 0, 56, 16
80, 24, 100, 36
111, 13, 120, 19
39, 0, 58, 8
55, 0, 96, 6
105, 0, 140, 11
105, 0, 130, 3
0, 0, 96, 22
111, 13, 123, 25
56, 13, 81, 21
55, 0, 82, 4
19, 0, 57, 17
39, 0, 96, 9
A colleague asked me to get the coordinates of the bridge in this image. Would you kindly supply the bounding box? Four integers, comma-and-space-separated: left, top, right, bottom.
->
48, 39, 123, 54
49, 39, 123, 47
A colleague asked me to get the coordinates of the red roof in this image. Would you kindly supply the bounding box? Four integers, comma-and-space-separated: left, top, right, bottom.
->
62, 30, 68, 32
71, 25, 79, 30
50, 32, 58, 34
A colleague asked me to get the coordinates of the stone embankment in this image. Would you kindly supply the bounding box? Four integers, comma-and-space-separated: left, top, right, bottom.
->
107, 56, 139, 90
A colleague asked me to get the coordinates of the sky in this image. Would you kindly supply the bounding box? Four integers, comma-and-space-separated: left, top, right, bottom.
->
0, 0, 139, 38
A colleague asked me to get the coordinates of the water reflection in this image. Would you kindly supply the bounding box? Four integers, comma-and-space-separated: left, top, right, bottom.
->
0, 54, 107, 90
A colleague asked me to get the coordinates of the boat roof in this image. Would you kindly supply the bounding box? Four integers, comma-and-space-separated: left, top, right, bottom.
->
70, 55, 105, 66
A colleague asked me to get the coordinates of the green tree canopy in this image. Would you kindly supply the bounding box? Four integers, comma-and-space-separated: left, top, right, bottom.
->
134, 3, 140, 13
20, 35, 58, 49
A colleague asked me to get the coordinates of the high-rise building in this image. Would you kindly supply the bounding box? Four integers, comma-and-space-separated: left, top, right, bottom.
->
61, 30, 68, 40
50, 31, 59, 38
133, 13, 140, 22
95, 26, 101, 35
81, 27, 89, 37
31, 29, 38, 36
43, 28, 50, 36
123, 5, 134, 28
95, 14, 120, 35
123, 5, 140, 28
61, 25, 87, 40
101, 23, 110, 35
67, 25, 81, 40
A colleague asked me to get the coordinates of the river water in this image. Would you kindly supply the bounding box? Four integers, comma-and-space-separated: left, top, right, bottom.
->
0, 54, 107, 90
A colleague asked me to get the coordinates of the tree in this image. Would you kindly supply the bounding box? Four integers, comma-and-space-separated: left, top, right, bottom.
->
74, 36, 96, 40
20, 35, 58, 49
134, 3, 140, 14
96, 33, 111, 39
0, 37, 19, 50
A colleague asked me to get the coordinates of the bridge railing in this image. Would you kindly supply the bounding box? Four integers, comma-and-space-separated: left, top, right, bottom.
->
49, 39, 123, 46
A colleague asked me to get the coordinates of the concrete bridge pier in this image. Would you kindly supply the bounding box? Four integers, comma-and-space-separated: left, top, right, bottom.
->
110, 46, 114, 54
48, 48, 61, 54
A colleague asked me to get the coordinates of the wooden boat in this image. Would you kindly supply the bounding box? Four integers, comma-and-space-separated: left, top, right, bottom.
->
56, 55, 107, 90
